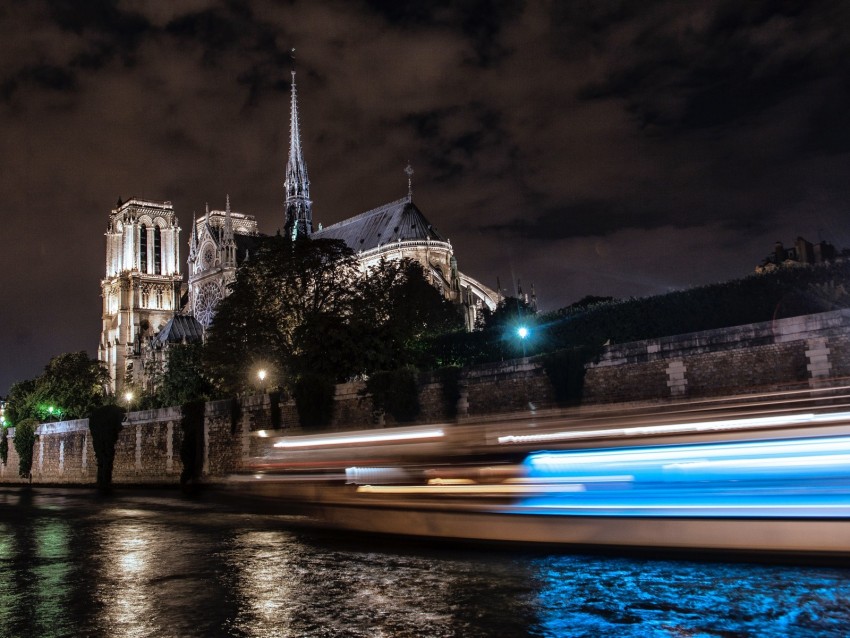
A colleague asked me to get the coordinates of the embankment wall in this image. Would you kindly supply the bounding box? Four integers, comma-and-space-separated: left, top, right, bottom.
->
2, 309, 848, 486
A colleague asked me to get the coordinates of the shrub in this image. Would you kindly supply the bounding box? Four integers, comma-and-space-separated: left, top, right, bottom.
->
230, 397, 241, 435
540, 347, 598, 406
268, 390, 282, 429
13, 418, 38, 479
435, 366, 462, 419
293, 373, 336, 429
366, 368, 421, 423
0, 426, 8, 465
180, 400, 206, 485
88, 404, 125, 491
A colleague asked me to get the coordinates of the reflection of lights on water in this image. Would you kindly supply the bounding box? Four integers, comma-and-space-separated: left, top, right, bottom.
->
34, 520, 72, 634
119, 537, 146, 573
99, 523, 156, 638
229, 531, 294, 633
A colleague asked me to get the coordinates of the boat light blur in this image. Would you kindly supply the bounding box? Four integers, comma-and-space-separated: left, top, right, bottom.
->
497, 410, 850, 445
273, 428, 445, 449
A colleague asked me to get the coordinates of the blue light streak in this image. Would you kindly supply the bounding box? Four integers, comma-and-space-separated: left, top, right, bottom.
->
511, 436, 850, 518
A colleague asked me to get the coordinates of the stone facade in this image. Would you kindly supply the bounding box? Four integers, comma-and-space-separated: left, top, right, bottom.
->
98, 198, 183, 394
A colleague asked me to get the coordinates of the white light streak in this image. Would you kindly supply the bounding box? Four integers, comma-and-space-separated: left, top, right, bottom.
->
273, 428, 444, 449
497, 410, 850, 445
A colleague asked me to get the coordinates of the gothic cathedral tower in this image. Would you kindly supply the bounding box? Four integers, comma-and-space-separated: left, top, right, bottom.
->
98, 198, 182, 394
283, 71, 313, 239
187, 196, 258, 330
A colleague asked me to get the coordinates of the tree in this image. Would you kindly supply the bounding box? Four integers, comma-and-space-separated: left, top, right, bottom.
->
204, 235, 360, 392
157, 343, 213, 407
352, 258, 464, 372
6, 352, 109, 424
13, 418, 38, 479
88, 404, 124, 491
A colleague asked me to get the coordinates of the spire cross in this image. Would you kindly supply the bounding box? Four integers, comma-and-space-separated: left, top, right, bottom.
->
405, 162, 414, 201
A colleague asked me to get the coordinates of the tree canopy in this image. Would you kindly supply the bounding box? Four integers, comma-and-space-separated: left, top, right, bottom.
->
6, 351, 110, 424
204, 235, 361, 391
204, 235, 465, 390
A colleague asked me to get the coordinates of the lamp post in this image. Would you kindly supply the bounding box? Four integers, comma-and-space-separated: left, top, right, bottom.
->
124, 391, 134, 413
257, 369, 268, 395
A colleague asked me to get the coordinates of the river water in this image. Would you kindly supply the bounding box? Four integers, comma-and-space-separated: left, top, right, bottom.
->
1, 487, 849, 638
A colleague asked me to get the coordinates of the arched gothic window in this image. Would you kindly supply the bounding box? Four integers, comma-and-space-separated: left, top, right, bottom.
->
154, 226, 162, 274
139, 224, 148, 272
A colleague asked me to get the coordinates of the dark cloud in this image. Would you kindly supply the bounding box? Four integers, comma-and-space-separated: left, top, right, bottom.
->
362, 0, 523, 66
2, 0, 850, 394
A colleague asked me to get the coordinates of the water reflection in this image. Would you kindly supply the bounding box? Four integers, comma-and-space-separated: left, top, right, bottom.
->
531, 555, 850, 637
0, 488, 849, 637
225, 530, 297, 637
33, 518, 72, 635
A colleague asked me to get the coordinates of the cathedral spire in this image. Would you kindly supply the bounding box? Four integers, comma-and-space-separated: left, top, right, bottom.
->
405, 162, 414, 202
283, 59, 312, 239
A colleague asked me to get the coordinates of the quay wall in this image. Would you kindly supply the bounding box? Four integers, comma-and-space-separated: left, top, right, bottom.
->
2, 309, 849, 486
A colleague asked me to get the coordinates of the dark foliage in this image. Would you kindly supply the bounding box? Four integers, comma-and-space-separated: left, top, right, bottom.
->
157, 343, 213, 408
13, 418, 38, 479
180, 400, 205, 485
268, 390, 282, 429
434, 261, 850, 368
88, 404, 125, 491
540, 347, 600, 406
293, 373, 336, 429
538, 261, 850, 353
7, 352, 109, 424
230, 397, 241, 435
204, 235, 360, 393
435, 366, 463, 419
366, 368, 421, 423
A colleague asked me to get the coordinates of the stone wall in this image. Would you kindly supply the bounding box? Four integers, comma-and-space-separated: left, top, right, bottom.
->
584, 308, 850, 403
3, 309, 849, 486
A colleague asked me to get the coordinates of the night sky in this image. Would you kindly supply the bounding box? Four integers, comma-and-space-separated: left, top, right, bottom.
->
2, 0, 850, 394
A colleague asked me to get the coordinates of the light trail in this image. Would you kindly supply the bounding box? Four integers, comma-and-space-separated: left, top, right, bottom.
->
271, 427, 445, 449
497, 410, 850, 446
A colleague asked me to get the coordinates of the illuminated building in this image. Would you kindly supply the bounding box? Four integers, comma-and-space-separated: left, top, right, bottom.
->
98, 198, 184, 394
98, 70, 498, 393
186, 196, 260, 330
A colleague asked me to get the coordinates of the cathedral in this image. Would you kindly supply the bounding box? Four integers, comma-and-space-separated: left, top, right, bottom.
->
99, 71, 498, 394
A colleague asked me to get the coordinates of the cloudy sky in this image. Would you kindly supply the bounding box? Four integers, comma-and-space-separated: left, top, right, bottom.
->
2, 0, 850, 394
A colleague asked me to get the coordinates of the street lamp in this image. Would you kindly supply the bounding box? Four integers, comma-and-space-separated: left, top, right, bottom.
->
124, 391, 134, 412
517, 325, 530, 358
257, 369, 268, 394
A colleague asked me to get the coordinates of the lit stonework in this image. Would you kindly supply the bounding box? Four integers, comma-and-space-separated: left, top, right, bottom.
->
98, 198, 183, 394
187, 196, 260, 330
99, 70, 502, 394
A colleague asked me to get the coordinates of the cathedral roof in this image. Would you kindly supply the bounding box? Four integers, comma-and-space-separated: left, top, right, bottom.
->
313, 198, 445, 253
153, 314, 203, 347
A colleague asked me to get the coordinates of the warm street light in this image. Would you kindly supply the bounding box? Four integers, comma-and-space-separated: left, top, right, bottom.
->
257, 368, 268, 394
124, 391, 134, 411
